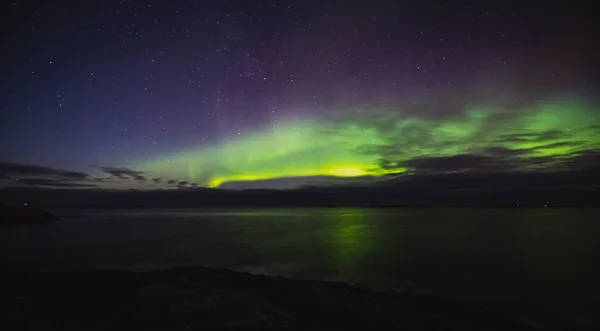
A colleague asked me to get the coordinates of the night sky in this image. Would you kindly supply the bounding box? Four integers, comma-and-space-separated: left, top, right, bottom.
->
1, 0, 599, 190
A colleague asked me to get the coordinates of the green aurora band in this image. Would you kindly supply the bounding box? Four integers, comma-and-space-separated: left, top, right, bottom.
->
135, 99, 600, 188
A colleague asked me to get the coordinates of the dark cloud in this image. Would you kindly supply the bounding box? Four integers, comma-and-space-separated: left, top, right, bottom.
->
221, 176, 325, 190
483, 146, 529, 157
377, 169, 600, 191
152, 178, 161, 184
92, 177, 112, 182
529, 141, 585, 151
561, 149, 600, 171
98, 167, 147, 181
402, 154, 514, 173
495, 130, 569, 144
378, 158, 402, 170
0, 162, 95, 189
522, 155, 565, 170
395, 145, 600, 177
176, 181, 193, 189
0, 162, 88, 180
221, 175, 391, 190
167, 179, 177, 185
483, 141, 586, 160
12, 178, 97, 188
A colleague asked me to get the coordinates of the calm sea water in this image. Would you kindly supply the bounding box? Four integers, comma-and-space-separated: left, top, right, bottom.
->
1, 208, 599, 321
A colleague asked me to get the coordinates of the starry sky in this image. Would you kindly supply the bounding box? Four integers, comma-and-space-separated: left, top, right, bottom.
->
1, 0, 599, 190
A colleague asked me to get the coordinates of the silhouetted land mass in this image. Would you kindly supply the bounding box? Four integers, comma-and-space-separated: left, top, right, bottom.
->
2, 170, 599, 208
0, 186, 599, 208
0, 204, 58, 224
2, 266, 582, 331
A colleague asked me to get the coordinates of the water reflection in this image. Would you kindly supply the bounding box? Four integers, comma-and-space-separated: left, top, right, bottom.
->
324, 209, 373, 282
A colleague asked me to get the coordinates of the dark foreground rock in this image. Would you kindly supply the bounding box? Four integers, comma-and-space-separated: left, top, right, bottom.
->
0, 204, 58, 225
0, 267, 551, 331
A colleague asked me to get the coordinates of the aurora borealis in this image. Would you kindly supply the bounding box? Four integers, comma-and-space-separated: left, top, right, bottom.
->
136, 100, 600, 188
1, 0, 599, 190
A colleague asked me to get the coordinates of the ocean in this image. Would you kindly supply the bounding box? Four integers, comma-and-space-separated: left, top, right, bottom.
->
1, 207, 598, 323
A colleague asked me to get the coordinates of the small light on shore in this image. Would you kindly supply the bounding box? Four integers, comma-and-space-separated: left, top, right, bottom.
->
24, 203, 28, 207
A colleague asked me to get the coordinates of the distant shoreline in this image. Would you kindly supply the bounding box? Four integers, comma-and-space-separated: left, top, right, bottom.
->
5, 205, 598, 212
2, 187, 600, 208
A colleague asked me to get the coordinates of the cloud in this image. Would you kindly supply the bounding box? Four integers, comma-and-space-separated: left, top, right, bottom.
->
12, 177, 97, 188
167, 179, 177, 185
98, 166, 147, 181
0, 163, 167, 190
93, 177, 112, 182
0, 162, 95, 188
395, 146, 600, 177
152, 178, 161, 184
482, 146, 529, 157
529, 141, 586, 151
376, 170, 600, 191
495, 130, 568, 144
0, 162, 88, 180
401, 154, 515, 174
561, 149, 600, 171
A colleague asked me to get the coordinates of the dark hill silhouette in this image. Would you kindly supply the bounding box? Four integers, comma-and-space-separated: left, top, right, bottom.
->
0, 204, 59, 224
0, 186, 598, 209
2, 169, 599, 208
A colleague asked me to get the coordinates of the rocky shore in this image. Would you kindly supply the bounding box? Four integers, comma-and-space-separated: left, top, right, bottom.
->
0, 266, 552, 331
